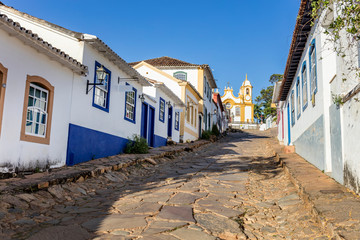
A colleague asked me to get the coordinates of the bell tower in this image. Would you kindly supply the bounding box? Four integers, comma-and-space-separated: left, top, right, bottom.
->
240, 74, 253, 104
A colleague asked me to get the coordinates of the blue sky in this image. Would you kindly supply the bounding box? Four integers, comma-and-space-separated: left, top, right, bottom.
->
2, 0, 300, 99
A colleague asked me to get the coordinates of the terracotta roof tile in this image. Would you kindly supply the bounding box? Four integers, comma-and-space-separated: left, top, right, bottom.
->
129, 56, 200, 67
0, 14, 88, 75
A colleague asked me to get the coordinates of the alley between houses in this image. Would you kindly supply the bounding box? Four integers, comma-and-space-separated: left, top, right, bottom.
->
0, 131, 328, 240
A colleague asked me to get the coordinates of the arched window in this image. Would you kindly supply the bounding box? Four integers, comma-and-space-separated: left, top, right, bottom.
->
235, 106, 241, 116
226, 103, 231, 109
173, 71, 187, 81
0, 62, 7, 136
246, 88, 249, 95
21, 75, 54, 144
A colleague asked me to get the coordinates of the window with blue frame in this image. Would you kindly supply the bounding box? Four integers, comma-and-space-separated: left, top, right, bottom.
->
301, 62, 308, 110
291, 90, 295, 126
159, 98, 165, 122
124, 87, 136, 123
296, 78, 301, 119
309, 39, 317, 97
173, 71, 187, 81
175, 112, 179, 131
93, 62, 111, 112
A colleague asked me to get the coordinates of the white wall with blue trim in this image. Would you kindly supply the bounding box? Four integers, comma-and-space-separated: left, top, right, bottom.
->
142, 85, 180, 146
281, 24, 336, 172
66, 44, 145, 165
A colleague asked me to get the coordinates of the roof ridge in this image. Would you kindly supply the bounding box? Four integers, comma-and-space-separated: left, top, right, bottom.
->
0, 13, 88, 74
0, 2, 83, 39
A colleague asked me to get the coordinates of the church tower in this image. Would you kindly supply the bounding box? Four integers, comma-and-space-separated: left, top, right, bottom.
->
240, 74, 253, 104
221, 74, 254, 125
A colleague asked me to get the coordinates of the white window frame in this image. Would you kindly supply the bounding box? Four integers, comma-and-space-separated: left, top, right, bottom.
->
94, 65, 110, 109
159, 99, 165, 122
125, 90, 135, 121
310, 47, 317, 95
25, 83, 48, 138
302, 65, 308, 108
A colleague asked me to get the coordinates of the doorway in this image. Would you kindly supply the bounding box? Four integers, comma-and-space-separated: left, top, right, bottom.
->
167, 106, 173, 138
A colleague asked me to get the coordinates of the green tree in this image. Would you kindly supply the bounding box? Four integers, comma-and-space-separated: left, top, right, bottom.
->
269, 74, 283, 84
254, 103, 262, 123
255, 74, 283, 122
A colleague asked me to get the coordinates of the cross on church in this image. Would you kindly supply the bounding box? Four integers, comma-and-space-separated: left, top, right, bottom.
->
227, 82, 230, 88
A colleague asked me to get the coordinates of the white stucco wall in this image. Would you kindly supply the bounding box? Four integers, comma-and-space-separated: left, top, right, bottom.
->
161, 68, 198, 90
0, 29, 78, 171
143, 86, 180, 143
70, 44, 142, 139
135, 65, 181, 98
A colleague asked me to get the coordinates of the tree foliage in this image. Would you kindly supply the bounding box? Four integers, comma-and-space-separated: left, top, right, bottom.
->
254, 74, 283, 122
312, 0, 360, 41
311, 0, 360, 81
269, 74, 283, 84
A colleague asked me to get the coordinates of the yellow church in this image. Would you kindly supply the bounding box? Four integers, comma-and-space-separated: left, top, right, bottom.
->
221, 75, 254, 124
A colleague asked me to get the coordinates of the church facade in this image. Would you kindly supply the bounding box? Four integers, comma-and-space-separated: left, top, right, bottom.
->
221, 75, 254, 124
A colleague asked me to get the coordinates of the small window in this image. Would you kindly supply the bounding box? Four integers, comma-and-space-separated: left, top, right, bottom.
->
125, 88, 136, 123
302, 62, 308, 110
309, 40, 317, 96
226, 103, 231, 109
21, 75, 54, 145
246, 88, 249, 95
291, 91, 295, 126
174, 71, 187, 81
93, 62, 111, 112
159, 98, 165, 122
296, 79, 301, 119
175, 112, 180, 131
235, 106, 241, 116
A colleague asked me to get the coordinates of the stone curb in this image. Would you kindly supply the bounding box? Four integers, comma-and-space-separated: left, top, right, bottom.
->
0, 140, 211, 194
269, 140, 360, 240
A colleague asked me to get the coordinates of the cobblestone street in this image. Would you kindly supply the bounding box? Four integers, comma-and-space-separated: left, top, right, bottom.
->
0, 131, 329, 240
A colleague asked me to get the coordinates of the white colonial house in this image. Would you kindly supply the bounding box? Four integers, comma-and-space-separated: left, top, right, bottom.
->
142, 78, 185, 146
0, 3, 158, 171
130, 57, 218, 136
131, 61, 202, 142
0, 12, 87, 172
276, 0, 360, 195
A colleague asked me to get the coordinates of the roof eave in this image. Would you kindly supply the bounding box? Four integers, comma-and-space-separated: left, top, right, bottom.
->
0, 15, 88, 76
83, 36, 151, 87
156, 83, 185, 107
278, 0, 312, 102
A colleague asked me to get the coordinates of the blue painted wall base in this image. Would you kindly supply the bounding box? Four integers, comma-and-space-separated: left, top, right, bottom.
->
66, 124, 129, 166
154, 135, 167, 148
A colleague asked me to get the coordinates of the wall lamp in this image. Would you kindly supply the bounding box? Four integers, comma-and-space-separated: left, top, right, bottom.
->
166, 101, 172, 107
139, 93, 145, 103
86, 65, 107, 94
212, 109, 217, 115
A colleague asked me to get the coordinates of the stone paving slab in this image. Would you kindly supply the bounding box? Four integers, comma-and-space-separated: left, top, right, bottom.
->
271, 138, 360, 239
0, 140, 210, 194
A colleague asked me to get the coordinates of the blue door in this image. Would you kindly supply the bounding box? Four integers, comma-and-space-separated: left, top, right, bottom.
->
167, 106, 173, 138
141, 103, 148, 139
287, 103, 291, 145
148, 106, 155, 147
